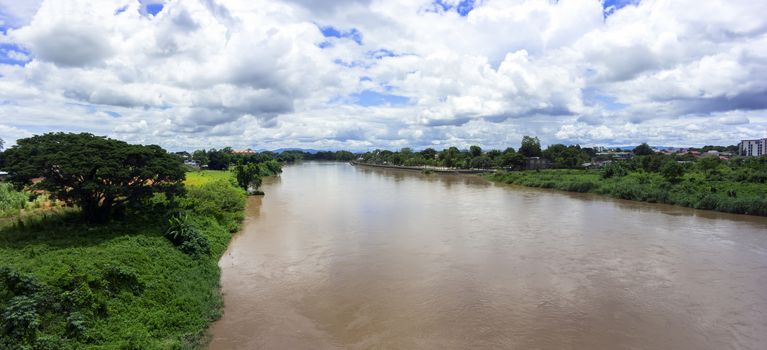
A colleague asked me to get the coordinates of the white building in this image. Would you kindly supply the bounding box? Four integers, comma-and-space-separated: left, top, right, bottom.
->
739, 138, 767, 157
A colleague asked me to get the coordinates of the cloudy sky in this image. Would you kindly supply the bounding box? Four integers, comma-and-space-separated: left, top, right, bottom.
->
0, 0, 765, 151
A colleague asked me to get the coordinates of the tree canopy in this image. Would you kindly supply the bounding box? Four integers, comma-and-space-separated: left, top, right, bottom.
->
519, 136, 542, 157
542, 144, 588, 168
633, 143, 654, 156
3, 133, 185, 223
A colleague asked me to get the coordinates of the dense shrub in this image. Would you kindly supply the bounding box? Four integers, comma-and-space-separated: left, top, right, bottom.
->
165, 214, 211, 257
601, 162, 628, 179
0, 265, 146, 349
181, 179, 246, 233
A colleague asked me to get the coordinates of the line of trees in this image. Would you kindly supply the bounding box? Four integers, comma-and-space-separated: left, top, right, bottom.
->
357, 136, 600, 170
187, 148, 356, 170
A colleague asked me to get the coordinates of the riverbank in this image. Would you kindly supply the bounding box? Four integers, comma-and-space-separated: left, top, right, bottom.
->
350, 160, 492, 174
0, 170, 247, 348
487, 169, 767, 216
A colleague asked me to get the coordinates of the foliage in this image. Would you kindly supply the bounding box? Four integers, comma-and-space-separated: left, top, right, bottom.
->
659, 159, 685, 183
2, 133, 185, 223
489, 162, 767, 216
601, 162, 628, 179
232, 163, 262, 192
191, 150, 209, 168
231, 160, 281, 193
0, 168, 248, 348
632, 143, 654, 156
182, 179, 246, 233
0, 184, 30, 217
519, 136, 542, 157
358, 139, 593, 171
165, 214, 210, 257
542, 144, 588, 168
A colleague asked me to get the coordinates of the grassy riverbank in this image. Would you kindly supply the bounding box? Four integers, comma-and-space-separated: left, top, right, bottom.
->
0, 171, 246, 349
488, 169, 767, 216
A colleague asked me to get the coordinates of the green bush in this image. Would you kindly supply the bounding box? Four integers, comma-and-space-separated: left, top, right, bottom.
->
601, 162, 627, 179
0, 183, 30, 216
165, 214, 211, 257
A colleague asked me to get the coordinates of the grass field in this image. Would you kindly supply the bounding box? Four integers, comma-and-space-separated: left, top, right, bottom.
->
184, 170, 233, 187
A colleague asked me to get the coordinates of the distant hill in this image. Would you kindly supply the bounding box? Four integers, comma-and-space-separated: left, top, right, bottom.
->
271, 148, 322, 154
614, 145, 675, 151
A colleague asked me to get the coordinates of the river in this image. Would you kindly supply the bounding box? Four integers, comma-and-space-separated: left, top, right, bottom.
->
208, 161, 767, 349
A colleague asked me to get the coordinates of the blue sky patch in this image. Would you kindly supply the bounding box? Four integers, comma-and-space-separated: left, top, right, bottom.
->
352, 90, 409, 107
367, 49, 399, 59
0, 43, 31, 66
603, 0, 641, 17
584, 88, 626, 111
105, 111, 121, 118
432, 0, 476, 16
319, 25, 363, 45
146, 3, 164, 16
333, 59, 366, 68
115, 5, 129, 15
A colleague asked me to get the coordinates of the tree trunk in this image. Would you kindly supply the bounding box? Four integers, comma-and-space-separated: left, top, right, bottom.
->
81, 196, 114, 223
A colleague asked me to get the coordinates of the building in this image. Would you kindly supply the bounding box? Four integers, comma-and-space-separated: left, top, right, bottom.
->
739, 138, 767, 157
183, 160, 200, 169
233, 148, 257, 155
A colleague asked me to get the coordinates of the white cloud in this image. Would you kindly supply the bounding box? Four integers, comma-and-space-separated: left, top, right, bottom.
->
0, 0, 765, 151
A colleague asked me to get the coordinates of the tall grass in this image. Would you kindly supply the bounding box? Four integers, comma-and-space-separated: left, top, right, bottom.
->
0, 183, 30, 217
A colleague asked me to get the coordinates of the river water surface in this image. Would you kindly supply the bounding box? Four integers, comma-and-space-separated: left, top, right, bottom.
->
208, 162, 767, 349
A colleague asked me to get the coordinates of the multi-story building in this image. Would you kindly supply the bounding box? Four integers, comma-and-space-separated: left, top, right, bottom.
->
739, 138, 767, 157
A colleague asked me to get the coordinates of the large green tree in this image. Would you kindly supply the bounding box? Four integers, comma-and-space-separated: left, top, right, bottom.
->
519, 136, 542, 157
232, 163, 262, 192
3, 133, 185, 223
633, 143, 654, 156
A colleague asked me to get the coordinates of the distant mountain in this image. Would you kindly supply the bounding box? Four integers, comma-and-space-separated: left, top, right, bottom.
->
613, 145, 675, 151
271, 148, 322, 154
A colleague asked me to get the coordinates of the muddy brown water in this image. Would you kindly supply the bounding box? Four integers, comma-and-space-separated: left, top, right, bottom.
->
208, 162, 767, 350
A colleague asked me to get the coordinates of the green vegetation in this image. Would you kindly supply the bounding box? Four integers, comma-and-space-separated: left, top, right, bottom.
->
188, 147, 356, 170
183, 171, 233, 187
632, 142, 654, 156
0, 183, 30, 217
0, 170, 246, 349
0, 132, 259, 348
356, 136, 602, 170
519, 136, 542, 157
231, 160, 281, 193
489, 156, 767, 216
3, 133, 185, 223
360, 146, 524, 169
